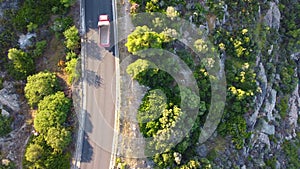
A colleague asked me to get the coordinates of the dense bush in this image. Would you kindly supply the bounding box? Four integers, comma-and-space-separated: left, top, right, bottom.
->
24, 72, 60, 107
125, 26, 165, 57
13, 0, 61, 32
32, 40, 47, 58
7, 48, 35, 79
65, 58, 79, 84
34, 91, 71, 133
63, 26, 80, 51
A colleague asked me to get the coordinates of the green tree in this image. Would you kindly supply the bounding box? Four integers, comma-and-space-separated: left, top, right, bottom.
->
25, 143, 44, 163
126, 59, 157, 79
63, 25, 80, 51
125, 26, 164, 57
32, 40, 47, 58
8, 48, 34, 79
44, 152, 71, 169
27, 22, 38, 32
138, 89, 167, 137
66, 51, 77, 61
24, 72, 59, 107
34, 91, 70, 133
44, 127, 71, 152
65, 58, 79, 84
60, 0, 75, 8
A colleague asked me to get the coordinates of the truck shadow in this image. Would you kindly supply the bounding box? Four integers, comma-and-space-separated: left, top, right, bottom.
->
85, 40, 103, 61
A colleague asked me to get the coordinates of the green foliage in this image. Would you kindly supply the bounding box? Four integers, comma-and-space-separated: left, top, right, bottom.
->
265, 156, 277, 169
44, 152, 71, 169
218, 115, 250, 149
7, 48, 35, 79
24, 72, 59, 107
65, 58, 79, 84
145, 0, 161, 13
32, 40, 47, 58
0, 112, 12, 137
153, 152, 175, 168
27, 22, 38, 33
278, 63, 297, 94
63, 25, 80, 51
179, 160, 201, 169
51, 17, 73, 36
25, 143, 44, 163
277, 95, 289, 118
66, 51, 77, 61
34, 91, 70, 133
138, 89, 167, 137
0, 77, 3, 90
126, 59, 157, 79
0, 161, 16, 169
13, 0, 61, 32
279, 0, 300, 54
23, 135, 71, 169
44, 126, 71, 152
283, 140, 300, 168
0, 10, 18, 64
125, 26, 164, 57
60, 0, 75, 8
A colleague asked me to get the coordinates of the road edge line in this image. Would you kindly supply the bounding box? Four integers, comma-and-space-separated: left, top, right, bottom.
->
109, 0, 120, 168
72, 0, 87, 168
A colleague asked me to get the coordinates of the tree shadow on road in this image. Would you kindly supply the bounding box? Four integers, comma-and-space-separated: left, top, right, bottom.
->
81, 132, 94, 163
85, 69, 103, 88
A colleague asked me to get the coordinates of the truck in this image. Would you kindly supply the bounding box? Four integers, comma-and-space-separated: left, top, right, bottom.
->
98, 15, 110, 47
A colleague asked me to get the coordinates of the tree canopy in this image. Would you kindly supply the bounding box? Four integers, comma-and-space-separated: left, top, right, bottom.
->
8, 48, 34, 79
63, 25, 80, 51
34, 91, 70, 133
25, 143, 44, 163
44, 126, 71, 152
24, 72, 59, 107
125, 26, 164, 57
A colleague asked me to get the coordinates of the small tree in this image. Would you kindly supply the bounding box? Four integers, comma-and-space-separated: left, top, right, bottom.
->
60, 0, 75, 8
24, 72, 59, 107
63, 25, 80, 51
45, 126, 71, 152
65, 58, 79, 84
8, 48, 34, 79
126, 59, 157, 79
25, 143, 44, 163
125, 26, 164, 57
32, 40, 47, 58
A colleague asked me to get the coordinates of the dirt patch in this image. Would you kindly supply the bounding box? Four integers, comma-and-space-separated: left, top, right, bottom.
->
36, 36, 65, 73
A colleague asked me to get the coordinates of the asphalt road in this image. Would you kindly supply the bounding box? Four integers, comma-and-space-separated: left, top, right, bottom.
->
80, 0, 116, 169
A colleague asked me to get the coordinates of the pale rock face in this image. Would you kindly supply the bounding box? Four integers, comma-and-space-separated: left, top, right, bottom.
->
0, 81, 20, 114
264, 2, 281, 30
288, 84, 299, 128
257, 119, 275, 135
18, 33, 36, 49
265, 88, 277, 122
